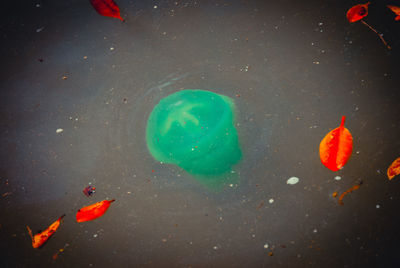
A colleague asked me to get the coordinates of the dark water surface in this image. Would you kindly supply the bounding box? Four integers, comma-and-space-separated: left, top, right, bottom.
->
1, 0, 400, 267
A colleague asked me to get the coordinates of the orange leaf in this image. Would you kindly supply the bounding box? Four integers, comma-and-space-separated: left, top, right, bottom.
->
27, 214, 65, 249
346, 2, 370, 23
387, 5, 400, 21
387, 157, 400, 180
319, 116, 353, 171
76, 199, 115, 222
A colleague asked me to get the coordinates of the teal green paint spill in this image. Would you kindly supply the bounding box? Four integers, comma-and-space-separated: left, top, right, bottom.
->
146, 90, 242, 178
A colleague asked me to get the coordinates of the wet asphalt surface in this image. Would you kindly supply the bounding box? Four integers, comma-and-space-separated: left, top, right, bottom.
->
1, 0, 400, 267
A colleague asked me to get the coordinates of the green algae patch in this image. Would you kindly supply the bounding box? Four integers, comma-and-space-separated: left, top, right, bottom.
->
146, 90, 242, 177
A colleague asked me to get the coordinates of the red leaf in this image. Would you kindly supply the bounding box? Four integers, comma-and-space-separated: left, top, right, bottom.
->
346, 2, 370, 23
387, 5, 400, 21
76, 199, 115, 222
90, 0, 123, 21
387, 157, 400, 180
319, 116, 353, 171
27, 214, 65, 248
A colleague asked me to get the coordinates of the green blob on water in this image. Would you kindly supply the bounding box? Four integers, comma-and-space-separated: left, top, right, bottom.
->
146, 90, 242, 178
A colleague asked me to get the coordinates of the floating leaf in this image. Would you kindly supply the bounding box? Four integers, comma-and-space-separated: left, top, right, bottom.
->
319, 116, 353, 171
27, 214, 65, 248
346, 2, 391, 49
387, 157, 400, 180
76, 199, 115, 222
387, 5, 400, 21
346, 2, 370, 23
90, 0, 124, 21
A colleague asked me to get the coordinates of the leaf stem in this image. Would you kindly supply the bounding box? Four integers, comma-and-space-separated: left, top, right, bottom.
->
360, 20, 391, 50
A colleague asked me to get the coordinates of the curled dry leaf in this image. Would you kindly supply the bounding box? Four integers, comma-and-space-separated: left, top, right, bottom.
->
27, 214, 65, 248
319, 116, 353, 171
387, 5, 400, 21
387, 157, 400, 180
346, 2, 370, 23
346, 2, 391, 49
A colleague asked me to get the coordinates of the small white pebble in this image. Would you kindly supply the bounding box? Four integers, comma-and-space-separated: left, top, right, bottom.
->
264, 243, 269, 249
334, 176, 341, 181
269, 198, 274, 204
56, 128, 64, 134
287, 177, 299, 185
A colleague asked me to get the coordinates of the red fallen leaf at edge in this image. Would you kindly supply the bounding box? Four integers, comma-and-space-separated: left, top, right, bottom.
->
90, 0, 124, 21
387, 157, 400, 180
387, 5, 400, 21
319, 116, 353, 171
346, 2, 370, 23
27, 214, 65, 248
76, 199, 115, 222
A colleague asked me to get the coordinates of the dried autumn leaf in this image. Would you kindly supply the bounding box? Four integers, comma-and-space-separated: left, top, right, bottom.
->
346, 2, 391, 49
76, 199, 115, 222
387, 5, 400, 21
319, 116, 353, 171
90, 0, 124, 21
387, 157, 400, 180
27, 214, 65, 248
346, 2, 370, 23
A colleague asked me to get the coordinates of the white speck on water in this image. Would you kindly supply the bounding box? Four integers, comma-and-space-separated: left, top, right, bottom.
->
313, 228, 318, 233
93, 234, 98, 238
154, 5, 158, 8
110, 47, 115, 51
318, 22, 323, 26
334, 176, 341, 181
376, 204, 380, 209
36, 27, 44, 33
269, 198, 274, 204
287, 177, 299, 185
264, 243, 269, 249
35, 3, 41, 7
56, 128, 64, 134
213, 246, 218, 250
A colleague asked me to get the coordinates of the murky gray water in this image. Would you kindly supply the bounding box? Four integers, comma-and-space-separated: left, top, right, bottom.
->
1, 0, 400, 267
